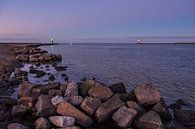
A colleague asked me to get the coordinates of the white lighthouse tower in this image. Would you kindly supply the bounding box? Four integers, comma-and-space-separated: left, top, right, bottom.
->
137, 39, 141, 44
50, 38, 54, 44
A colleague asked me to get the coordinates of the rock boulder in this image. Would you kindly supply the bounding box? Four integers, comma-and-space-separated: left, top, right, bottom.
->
134, 111, 164, 129
112, 106, 137, 128
57, 101, 93, 127
88, 82, 113, 102
35, 95, 55, 117
34, 117, 51, 129
49, 116, 75, 127
95, 94, 125, 123
80, 96, 101, 115
134, 84, 161, 106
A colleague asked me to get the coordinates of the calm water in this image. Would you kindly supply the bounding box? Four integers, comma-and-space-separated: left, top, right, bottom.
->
39, 43, 195, 105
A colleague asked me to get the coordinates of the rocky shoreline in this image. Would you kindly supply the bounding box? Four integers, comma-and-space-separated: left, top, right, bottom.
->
0, 45, 195, 129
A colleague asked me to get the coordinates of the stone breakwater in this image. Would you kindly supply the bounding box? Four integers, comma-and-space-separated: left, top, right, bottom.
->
15, 46, 62, 63
0, 45, 195, 129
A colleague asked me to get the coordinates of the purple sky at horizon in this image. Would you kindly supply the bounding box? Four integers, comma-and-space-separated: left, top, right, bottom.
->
0, 0, 195, 43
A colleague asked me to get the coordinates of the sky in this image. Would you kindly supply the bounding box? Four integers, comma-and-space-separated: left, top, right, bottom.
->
0, 0, 195, 43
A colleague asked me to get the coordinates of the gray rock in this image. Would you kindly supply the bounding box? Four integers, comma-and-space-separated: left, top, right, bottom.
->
34, 117, 51, 129
64, 82, 78, 97
7, 123, 30, 129
112, 106, 137, 128
35, 95, 55, 117
134, 84, 161, 106
95, 94, 125, 123
69, 95, 83, 106
80, 96, 101, 115
134, 111, 164, 129
49, 116, 75, 127
51, 95, 67, 107
88, 81, 113, 102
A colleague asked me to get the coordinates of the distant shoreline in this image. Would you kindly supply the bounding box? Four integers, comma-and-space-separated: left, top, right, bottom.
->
0, 42, 195, 45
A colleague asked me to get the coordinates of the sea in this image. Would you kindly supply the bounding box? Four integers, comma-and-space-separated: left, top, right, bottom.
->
37, 43, 195, 106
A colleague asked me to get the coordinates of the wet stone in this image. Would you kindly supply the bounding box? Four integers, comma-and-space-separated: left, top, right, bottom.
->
80, 96, 101, 115
134, 84, 161, 106
49, 116, 75, 127
34, 117, 51, 129
64, 82, 78, 97
112, 106, 137, 128
35, 95, 55, 117
88, 81, 113, 102
55, 66, 67, 71
95, 94, 125, 123
57, 101, 93, 127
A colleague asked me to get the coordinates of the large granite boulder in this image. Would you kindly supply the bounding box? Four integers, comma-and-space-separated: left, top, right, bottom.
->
80, 96, 101, 115
64, 82, 78, 97
95, 94, 125, 123
134, 110, 164, 129
109, 83, 127, 94
34, 117, 51, 129
112, 106, 137, 128
88, 82, 113, 102
7, 123, 30, 129
57, 101, 93, 127
35, 95, 55, 117
49, 116, 75, 127
134, 84, 161, 106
